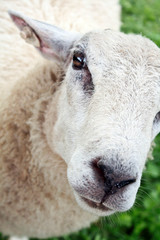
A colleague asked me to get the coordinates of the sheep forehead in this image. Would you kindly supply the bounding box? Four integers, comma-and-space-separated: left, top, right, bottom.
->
77, 31, 160, 93
78, 30, 160, 60
76, 30, 160, 74
74, 30, 160, 119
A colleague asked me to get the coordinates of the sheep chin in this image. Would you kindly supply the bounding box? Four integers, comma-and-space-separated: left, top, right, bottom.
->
73, 191, 116, 216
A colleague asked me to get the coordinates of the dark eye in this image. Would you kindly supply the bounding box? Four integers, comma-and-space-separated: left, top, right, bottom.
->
72, 51, 86, 70
153, 111, 160, 124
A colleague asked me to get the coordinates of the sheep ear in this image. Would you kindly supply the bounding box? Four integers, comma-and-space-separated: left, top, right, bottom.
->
8, 10, 80, 62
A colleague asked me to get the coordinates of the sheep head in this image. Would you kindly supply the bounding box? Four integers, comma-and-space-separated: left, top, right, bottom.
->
10, 11, 160, 216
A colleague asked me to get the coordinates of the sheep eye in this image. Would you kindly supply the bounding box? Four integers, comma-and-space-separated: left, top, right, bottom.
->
72, 51, 86, 70
153, 111, 160, 124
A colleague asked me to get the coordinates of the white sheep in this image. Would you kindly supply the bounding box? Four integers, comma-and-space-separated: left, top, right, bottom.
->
0, 0, 160, 239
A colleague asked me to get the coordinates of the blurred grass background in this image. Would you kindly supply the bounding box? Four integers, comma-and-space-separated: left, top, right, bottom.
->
1, 0, 160, 239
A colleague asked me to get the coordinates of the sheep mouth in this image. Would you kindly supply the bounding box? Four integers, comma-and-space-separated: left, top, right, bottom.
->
81, 196, 112, 211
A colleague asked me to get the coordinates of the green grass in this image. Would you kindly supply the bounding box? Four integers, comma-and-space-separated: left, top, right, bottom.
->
1, 0, 160, 239
121, 0, 160, 46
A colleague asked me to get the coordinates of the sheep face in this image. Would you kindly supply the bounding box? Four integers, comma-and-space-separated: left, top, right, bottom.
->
54, 31, 160, 216
10, 12, 160, 216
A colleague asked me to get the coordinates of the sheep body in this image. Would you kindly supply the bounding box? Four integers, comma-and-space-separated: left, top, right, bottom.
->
0, 0, 120, 237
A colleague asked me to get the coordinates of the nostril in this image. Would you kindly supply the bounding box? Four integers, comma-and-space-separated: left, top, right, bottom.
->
96, 159, 114, 176
115, 178, 136, 189
91, 157, 106, 182
92, 158, 116, 182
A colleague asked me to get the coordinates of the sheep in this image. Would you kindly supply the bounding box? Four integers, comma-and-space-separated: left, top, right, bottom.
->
0, 0, 160, 238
